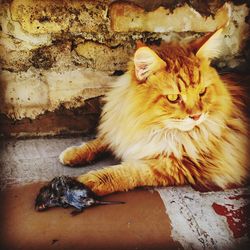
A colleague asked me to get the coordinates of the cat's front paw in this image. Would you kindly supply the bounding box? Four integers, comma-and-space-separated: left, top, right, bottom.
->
77, 172, 114, 196
59, 146, 81, 166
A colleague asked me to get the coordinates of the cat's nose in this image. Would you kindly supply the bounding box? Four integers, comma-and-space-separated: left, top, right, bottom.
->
189, 113, 201, 121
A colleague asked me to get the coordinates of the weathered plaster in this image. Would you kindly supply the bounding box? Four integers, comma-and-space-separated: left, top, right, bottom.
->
0, 68, 113, 119
0, 0, 249, 123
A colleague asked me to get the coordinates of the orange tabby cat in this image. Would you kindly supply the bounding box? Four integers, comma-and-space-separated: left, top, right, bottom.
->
59, 29, 249, 196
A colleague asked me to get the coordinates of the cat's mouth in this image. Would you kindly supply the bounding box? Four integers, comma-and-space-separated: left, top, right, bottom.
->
165, 113, 206, 132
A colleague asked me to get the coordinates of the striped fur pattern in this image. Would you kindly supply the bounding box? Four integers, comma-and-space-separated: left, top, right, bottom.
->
60, 31, 249, 195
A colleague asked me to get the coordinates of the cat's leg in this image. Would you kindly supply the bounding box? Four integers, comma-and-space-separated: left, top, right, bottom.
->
77, 158, 187, 195
59, 137, 109, 166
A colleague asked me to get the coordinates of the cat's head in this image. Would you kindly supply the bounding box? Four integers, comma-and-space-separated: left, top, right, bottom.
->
131, 29, 230, 132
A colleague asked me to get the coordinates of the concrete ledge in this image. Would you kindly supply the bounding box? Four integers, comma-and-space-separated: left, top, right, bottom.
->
0, 136, 249, 249
0, 98, 102, 138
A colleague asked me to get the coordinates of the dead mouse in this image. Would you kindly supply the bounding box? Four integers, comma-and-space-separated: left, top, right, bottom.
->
35, 176, 125, 215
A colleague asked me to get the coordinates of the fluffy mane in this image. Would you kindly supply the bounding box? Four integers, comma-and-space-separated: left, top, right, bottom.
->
60, 30, 249, 195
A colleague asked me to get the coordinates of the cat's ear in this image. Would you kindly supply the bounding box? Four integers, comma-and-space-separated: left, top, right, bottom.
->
134, 47, 166, 82
191, 28, 223, 60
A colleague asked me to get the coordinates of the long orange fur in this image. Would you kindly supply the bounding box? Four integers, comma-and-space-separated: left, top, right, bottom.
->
59, 30, 249, 195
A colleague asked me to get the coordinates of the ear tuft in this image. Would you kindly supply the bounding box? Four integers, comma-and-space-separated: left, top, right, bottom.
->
190, 2, 231, 60
193, 28, 224, 60
134, 47, 166, 82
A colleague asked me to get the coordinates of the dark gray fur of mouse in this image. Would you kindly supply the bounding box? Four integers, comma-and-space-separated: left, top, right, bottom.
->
35, 176, 125, 215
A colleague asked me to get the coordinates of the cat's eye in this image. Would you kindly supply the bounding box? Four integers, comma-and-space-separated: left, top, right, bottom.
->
166, 94, 181, 103
199, 87, 207, 97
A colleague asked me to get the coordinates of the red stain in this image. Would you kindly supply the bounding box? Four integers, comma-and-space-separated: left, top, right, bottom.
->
191, 183, 223, 193
228, 194, 250, 200
212, 196, 250, 238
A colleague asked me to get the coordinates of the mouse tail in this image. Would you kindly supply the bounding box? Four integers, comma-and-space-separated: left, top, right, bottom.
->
95, 200, 125, 206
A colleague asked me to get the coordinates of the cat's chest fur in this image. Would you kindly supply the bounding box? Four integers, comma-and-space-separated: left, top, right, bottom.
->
104, 124, 210, 161
99, 75, 212, 161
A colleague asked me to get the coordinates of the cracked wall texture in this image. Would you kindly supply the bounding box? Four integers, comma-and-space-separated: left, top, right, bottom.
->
0, 0, 249, 135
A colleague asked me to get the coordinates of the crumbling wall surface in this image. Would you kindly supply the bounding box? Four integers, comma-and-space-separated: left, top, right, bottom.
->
0, 0, 249, 135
